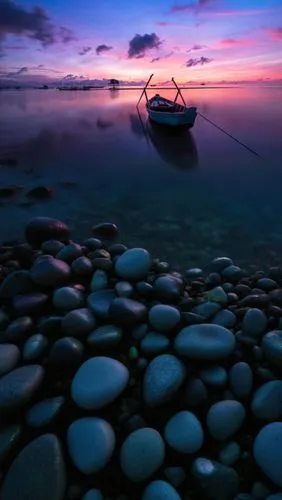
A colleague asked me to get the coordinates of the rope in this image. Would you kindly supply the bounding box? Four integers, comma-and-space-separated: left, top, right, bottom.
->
197, 112, 264, 160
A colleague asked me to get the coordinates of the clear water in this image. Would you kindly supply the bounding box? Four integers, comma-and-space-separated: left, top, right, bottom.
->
0, 86, 282, 270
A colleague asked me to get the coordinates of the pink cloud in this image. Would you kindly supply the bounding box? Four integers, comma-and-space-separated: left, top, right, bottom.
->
220, 38, 255, 48
205, 9, 273, 18
265, 27, 282, 40
156, 21, 171, 26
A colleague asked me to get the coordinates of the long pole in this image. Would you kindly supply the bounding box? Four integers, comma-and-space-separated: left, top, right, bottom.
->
172, 77, 186, 107
137, 74, 154, 107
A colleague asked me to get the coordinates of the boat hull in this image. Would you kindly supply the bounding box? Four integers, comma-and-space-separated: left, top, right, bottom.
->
147, 106, 197, 129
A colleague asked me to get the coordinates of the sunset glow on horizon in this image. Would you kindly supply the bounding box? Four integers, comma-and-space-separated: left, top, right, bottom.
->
0, 0, 282, 86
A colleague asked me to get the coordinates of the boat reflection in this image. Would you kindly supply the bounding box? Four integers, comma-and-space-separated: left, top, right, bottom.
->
146, 119, 198, 170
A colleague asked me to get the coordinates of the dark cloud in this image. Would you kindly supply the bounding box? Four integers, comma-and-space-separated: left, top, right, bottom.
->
5, 66, 28, 77
0, 0, 75, 47
186, 56, 212, 66
62, 74, 85, 80
171, 0, 213, 13
128, 33, 162, 59
78, 46, 92, 56
187, 44, 206, 52
96, 44, 113, 55
151, 51, 173, 63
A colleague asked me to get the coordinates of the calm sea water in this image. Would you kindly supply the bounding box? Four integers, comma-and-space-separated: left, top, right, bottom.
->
0, 86, 282, 270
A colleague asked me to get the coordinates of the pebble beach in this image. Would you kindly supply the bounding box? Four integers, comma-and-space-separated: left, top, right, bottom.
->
1, 216, 282, 499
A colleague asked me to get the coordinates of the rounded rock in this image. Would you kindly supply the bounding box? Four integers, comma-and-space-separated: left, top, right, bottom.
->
92, 222, 118, 240
4, 316, 33, 342
174, 324, 235, 360
143, 354, 186, 407
0, 433, 66, 500
82, 490, 104, 500
142, 480, 181, 500
26, 396, 65, 428
72, 356, 129, 410
12, 292, 48, 315
164, 411, 204, 454
115, 281, 134, 298
153, 275, 183, 303
212, 309, 236, 328
207, 286, 228, 305
262, 330, 282, 366
200, 365, 227, 387
87, 289, 115, 319
254, 422, 282, 487
56, 243, 83, 263
149, 304, 180, 332
120, 427, 165, 482
62, 308, 96, 337
53, 286, 84, 311
251, 381, 282, 420
110, 297, 147, 326
90, 270, 108, 292
211, 257, 233, 273
25, 217, 69, 246
221, 265, 242, 282
67, 417, 115, 474
31, 258, 70, 287
184, 377, 208, 408
243, 308, 267, 337
191, 457, 239, 500
23, 333, 48, 361
229, 362, 253, 399
115, 248, 151, 281
87, 325, 122, 349
0, 344, 20, 377
140, 332, 170, 354
0, 365, 44, 413
72, 256, 93, 276
41, 239, 65, 255
193, 301, 221, 320
0, 270, 33, 299
50, 337, 84, 371
206, 400, 246, 441
218, 441, 240, 466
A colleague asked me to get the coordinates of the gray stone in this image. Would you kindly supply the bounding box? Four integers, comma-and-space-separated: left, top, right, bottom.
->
141, 332, 170, 354
207, 286, 228, 305
200, 365, 227, 387
87, 289, 115, 319
191, 457, 239, 500
243, 309, 267, 337
53, 287, 84, 310
31, 258, 70, 287
90, 270, 108, 292
26, 396, 65, 428
212, 310, 236, 328
211, 257, 233, 273
153, 275, 183, 303
67, 417, 115, 474
0, 365, 44, 413
184, 378, 208, 408
262, 331, 282, 366
87, 325, 122, 348
0, 424, 22, 465
41, 239, 65, 255
185, 268, 204, 280
142, 480, 181, 500
193, 301, 221, 320
0, 433, 66, 500
254, 422, 282, 487
56, 243, 83, 263
218, 441, 240, 466
229, 362, 253, 399
72, 356, 129, 410
174, 324, 235, 360
72, 256, 93, 275
61, 308, 96, 337
120, 427, 165, 482
23, 334, 48, 361
82, 490, 104, 500
251, 381, 282, 420
110, 297, 147, 326
115, 281, 134, 298
164, 410, 204, 453
115, 248, 151, 281
206, 400, 246, 441
0, 270, 33, 299
221, 265, 242, 282
143, 354, 186, 407
0, 344, 20, 377
149, 304, 180, 332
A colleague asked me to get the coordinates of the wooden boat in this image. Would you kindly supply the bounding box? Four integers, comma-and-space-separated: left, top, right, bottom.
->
137, 74, 197, 129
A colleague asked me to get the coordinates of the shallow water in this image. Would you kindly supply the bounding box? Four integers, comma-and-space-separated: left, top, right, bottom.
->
0, 86, 282, 269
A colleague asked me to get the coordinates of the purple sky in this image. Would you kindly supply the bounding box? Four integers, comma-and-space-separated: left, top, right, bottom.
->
0, 0, 282, 85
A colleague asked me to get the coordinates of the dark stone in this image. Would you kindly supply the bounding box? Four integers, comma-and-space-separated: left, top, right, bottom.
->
41, 240, 65, 255
39, 316, 62, 335
184, 378, 208, 408
205, 273, 222, 288
153, 275, 183, 303
221, 265, 242, 283
268, 305, 282, 317
155, 261, 171, 273
26, 186, 53, 199
25, 217, 69, 247
87, 289, 116, 319
0, 434, 66, 500
0, 344, 20, 377
182, 312, 204, 325
0, 270, 33, 299
31, 258, 71, 287
110, 298, 147, 326
211, 257, 233, 272
0, 365, 44, 413
56, 243, 83, 263
92, 257, 113, 272
83, 238, 103, 250
269, 289, 282, 306
92, 222, 118, 240
257, 278, 278, 291
191, 457, 239, 500
4, 316, 33, 342
108, 243, 127, 256
0, 424, 22, 465
136, 281, 153, 297
87, 325, 122, 348
227, 293, 238, 305
239, 294, 270, 308
72, 256, 93, 275
12, 292, 48, 315
26, 396, 65, 428
185, 268, 204, 281
49, 337, 84, 371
